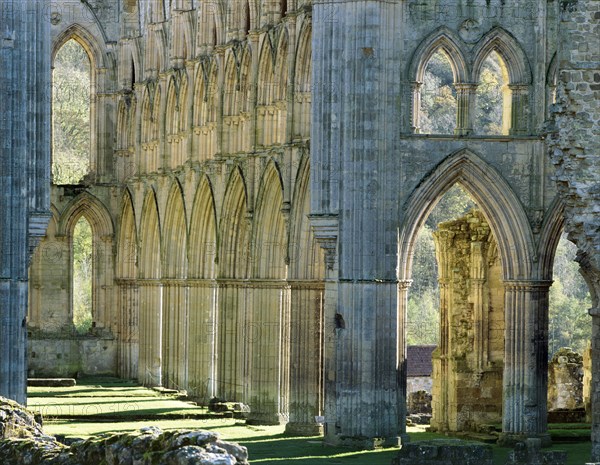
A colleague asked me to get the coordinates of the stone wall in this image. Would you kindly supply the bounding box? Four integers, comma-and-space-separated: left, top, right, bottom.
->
547, 347, 584, 411
431, 211, 504, 432
584, 342, 592, 422
408, 377, 433, 395
28, 337, 117, 378
548, 0, 600, 458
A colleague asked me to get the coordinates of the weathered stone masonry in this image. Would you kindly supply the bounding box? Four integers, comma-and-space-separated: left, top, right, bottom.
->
548, 0, 600, 459
0, 0, 598, 459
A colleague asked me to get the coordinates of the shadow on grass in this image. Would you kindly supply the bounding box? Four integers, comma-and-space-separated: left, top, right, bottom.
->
233, 436, 399, 465
29, 398, 191, 407
232, 433, 592, 465
28, 388, 156, 398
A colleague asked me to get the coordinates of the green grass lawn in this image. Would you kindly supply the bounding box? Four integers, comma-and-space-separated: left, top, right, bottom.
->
27, 378, 593, 465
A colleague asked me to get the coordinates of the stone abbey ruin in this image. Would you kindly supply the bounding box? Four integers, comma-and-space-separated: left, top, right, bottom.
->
1, 0, 599, 460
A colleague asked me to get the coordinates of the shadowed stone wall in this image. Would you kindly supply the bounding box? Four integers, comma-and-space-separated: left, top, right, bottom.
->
0, 1, 52, 406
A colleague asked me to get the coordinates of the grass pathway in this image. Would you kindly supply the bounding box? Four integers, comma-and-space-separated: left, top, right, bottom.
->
27, 378, 591, 465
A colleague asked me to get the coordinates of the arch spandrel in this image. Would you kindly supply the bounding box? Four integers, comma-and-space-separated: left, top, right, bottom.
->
398, 149, 535, 282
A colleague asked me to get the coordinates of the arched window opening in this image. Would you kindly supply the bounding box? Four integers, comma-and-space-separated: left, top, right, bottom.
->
72, 216, 93, 334
52, 39, 91, 184
474, 51, 509, 135
407, 184, 477, 345
547, 233, 592, 418
548, 233, 592, 357
407, 183, 505, 433
419, 50, 457, 135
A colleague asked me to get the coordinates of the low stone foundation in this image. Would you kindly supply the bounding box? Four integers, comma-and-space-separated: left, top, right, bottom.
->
0, 397, 249, 465
28, 378, 77, 387
506, 439, 567, 465
392, 439, 493, 465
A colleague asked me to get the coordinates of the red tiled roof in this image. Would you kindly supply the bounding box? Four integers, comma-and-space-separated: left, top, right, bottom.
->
407, 345, 436, 377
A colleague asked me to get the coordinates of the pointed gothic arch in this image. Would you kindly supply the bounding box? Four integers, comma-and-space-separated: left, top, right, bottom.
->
58, 193, 114, 239
189, 176, 218, 279
537, 197, 566, 281
219, 167, 250, 279
408, 27, 469, 84
253, 160, 287, 279
162, 181, 188, 278
52, 24, 105, 69
472, 27, 531, 85
398, 149, 535, 282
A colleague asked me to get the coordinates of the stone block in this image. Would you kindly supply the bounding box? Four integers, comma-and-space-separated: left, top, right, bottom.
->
392, 439, 493, 465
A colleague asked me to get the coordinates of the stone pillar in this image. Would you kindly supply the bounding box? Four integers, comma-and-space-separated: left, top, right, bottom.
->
591, 307, 600, 461
501, 280, 552, 446
247, 281, 290, 425
117, 280, 139, 379
584, 341, 592, 422
410, 81, 422, 134
454, 83, 476, 136
187, 280, 217, 401
285, 280, 325, 436
138, 281, 163, 386
161, 281, 188, 390
216, 280, 248, 403
310, 0, 403, 446
509, 84, 529, 136
0, 1, 51, 405
431, 213, 503, 432
471, 242, 489, 373
397, 280, 411, 438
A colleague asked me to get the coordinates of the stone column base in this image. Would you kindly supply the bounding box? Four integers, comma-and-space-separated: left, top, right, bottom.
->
246, 413, 287, 426
324, 432, 404, 449
497, 432, 552, 448
284, 422, 324, 436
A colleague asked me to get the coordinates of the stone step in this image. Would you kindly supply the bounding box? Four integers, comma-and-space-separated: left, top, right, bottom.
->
27, 379, 77, 388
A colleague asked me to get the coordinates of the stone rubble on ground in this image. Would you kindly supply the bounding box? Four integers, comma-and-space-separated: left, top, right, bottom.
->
0, 396, 249, 465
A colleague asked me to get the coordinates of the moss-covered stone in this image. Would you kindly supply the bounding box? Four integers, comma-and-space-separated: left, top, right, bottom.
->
0, 397, 249, 464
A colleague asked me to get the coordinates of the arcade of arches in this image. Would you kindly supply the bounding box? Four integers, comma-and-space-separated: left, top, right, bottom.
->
1, 0, 599, 459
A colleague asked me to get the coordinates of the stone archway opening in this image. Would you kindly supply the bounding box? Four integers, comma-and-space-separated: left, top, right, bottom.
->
72, 215, 93, 335
405, 182, 506, 435
547, 232, 592, 423
52, 38, 92, 184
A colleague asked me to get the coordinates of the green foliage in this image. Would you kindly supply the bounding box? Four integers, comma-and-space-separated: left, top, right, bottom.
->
425, 184, 477, 228
73, 217, 93, 334
474, 52, 505, 135
420, 51, 457, 134
52, 39, 91, 184
548, 235, 592, 356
